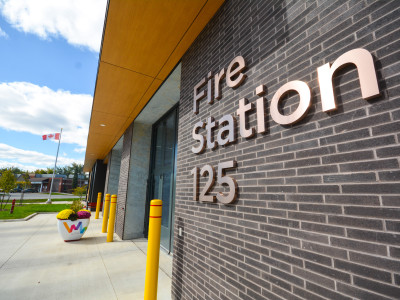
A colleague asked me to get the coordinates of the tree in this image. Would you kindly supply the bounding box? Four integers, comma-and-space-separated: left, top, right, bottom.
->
22, 172, 31, 189
0, 169, 16, 193
12, 167, 24, 174
34, 169, 47, 174
71, 163, 83, 189
72, 185, 87, 201
60, 165, 74, 177
0, 169, 16, 210
72, 171, 78, 189
0, 167, 24, 175
71, 163, 84, 174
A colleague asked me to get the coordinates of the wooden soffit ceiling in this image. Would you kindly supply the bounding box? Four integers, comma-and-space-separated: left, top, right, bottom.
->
84, 0, 224, 171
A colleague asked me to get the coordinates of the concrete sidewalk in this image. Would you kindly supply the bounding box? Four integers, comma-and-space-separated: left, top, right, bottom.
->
0, 214, 172, 300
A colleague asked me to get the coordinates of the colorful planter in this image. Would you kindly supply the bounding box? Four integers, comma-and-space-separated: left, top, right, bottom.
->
57, 218, 90, 242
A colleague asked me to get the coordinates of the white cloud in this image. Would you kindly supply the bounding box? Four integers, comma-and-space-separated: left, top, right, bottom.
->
0, 82, 92, 147
0, 143, 82, 171
73, 147, 86, 153
0, 0, 107, 52
0, 160, 38, 172
0, 26, 8, 38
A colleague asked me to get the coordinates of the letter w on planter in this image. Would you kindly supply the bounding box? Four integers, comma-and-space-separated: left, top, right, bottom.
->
57, 219, 90, 242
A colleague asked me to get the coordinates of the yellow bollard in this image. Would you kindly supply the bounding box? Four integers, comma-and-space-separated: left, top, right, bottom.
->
101, 194, 111, 233
144, 199, 162, 300
95, 192, 102, 219
106, 195, 117, 242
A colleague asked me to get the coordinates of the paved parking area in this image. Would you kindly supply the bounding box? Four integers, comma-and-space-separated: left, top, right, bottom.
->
0, 214, 172, 299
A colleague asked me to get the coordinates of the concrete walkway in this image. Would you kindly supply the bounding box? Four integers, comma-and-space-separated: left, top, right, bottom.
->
0, 214, 172, 300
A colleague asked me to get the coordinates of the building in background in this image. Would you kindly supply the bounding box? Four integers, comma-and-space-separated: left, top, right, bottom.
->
84, 1, 400, 299
29, 174, 87, 193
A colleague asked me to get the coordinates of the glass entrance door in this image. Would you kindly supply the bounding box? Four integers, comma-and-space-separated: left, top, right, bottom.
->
148, 107, 178, 252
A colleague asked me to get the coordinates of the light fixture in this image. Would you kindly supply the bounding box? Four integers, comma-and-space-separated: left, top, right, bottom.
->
100, 124, 106, 127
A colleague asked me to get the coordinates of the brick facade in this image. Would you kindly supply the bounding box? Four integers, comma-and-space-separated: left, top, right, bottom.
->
173, 1, 400, 299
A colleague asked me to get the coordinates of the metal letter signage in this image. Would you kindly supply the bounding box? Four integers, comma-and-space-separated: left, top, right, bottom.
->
226, 56, 247, 88
190, 161, 237, 204
317, 48, 380, 112
191, 49, 380, 205
192, 121, 206, 154
237, 98, 255, 138
270, 81, 312, 125
217, 115, 237, 146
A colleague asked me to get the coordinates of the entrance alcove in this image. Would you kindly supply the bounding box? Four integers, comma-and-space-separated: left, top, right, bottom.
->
122, 64, 181, 254
104, 136, 123, 197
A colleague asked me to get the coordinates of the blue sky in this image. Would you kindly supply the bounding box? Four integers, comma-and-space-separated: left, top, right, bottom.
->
0, 0, 107, 171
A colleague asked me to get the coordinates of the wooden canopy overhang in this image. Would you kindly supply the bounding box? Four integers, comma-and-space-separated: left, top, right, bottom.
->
84, 0, 224, 171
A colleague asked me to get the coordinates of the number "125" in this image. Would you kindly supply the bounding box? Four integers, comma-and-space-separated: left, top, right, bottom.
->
190, 160, 238, 204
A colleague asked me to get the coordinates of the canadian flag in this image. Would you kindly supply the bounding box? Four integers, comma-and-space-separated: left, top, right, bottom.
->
42, 133, 60, 140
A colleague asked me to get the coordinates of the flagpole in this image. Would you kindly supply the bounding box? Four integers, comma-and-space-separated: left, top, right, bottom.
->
46, 128, 63, 204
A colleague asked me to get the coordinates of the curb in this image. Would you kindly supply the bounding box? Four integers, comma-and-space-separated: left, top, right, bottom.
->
0, 212, 57, 222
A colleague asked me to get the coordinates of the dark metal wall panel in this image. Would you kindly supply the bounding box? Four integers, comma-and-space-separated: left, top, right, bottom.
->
87, 160, 107, 211
115, 123, 134, 239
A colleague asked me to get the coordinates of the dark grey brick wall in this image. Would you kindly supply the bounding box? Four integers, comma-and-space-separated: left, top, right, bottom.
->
173, 0, 400, 299
115, 124, 133, 239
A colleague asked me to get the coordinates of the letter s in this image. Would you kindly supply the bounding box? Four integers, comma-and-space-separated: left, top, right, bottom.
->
192, 121, 206, 154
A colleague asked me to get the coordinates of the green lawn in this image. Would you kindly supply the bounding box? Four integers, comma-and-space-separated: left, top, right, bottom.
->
0, 203, 70, 220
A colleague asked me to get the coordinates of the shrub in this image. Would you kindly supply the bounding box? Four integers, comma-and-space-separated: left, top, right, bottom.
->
72, 185, 87, 200
70, 199, 84, 212
68, 213, 78, 221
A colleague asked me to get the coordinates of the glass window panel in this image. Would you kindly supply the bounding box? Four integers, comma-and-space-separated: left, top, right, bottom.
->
153, 175, 160, 200
148, 107, 178, 252
154, 125, 164, 171
161, 173, 171, 227
163, 112, 175, 170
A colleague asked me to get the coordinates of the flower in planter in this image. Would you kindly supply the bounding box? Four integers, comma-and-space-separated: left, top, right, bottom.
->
57, 209, 91, 220
57, 209, 74, 220
56, 207, 91, 242
77, 210, 91, 219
